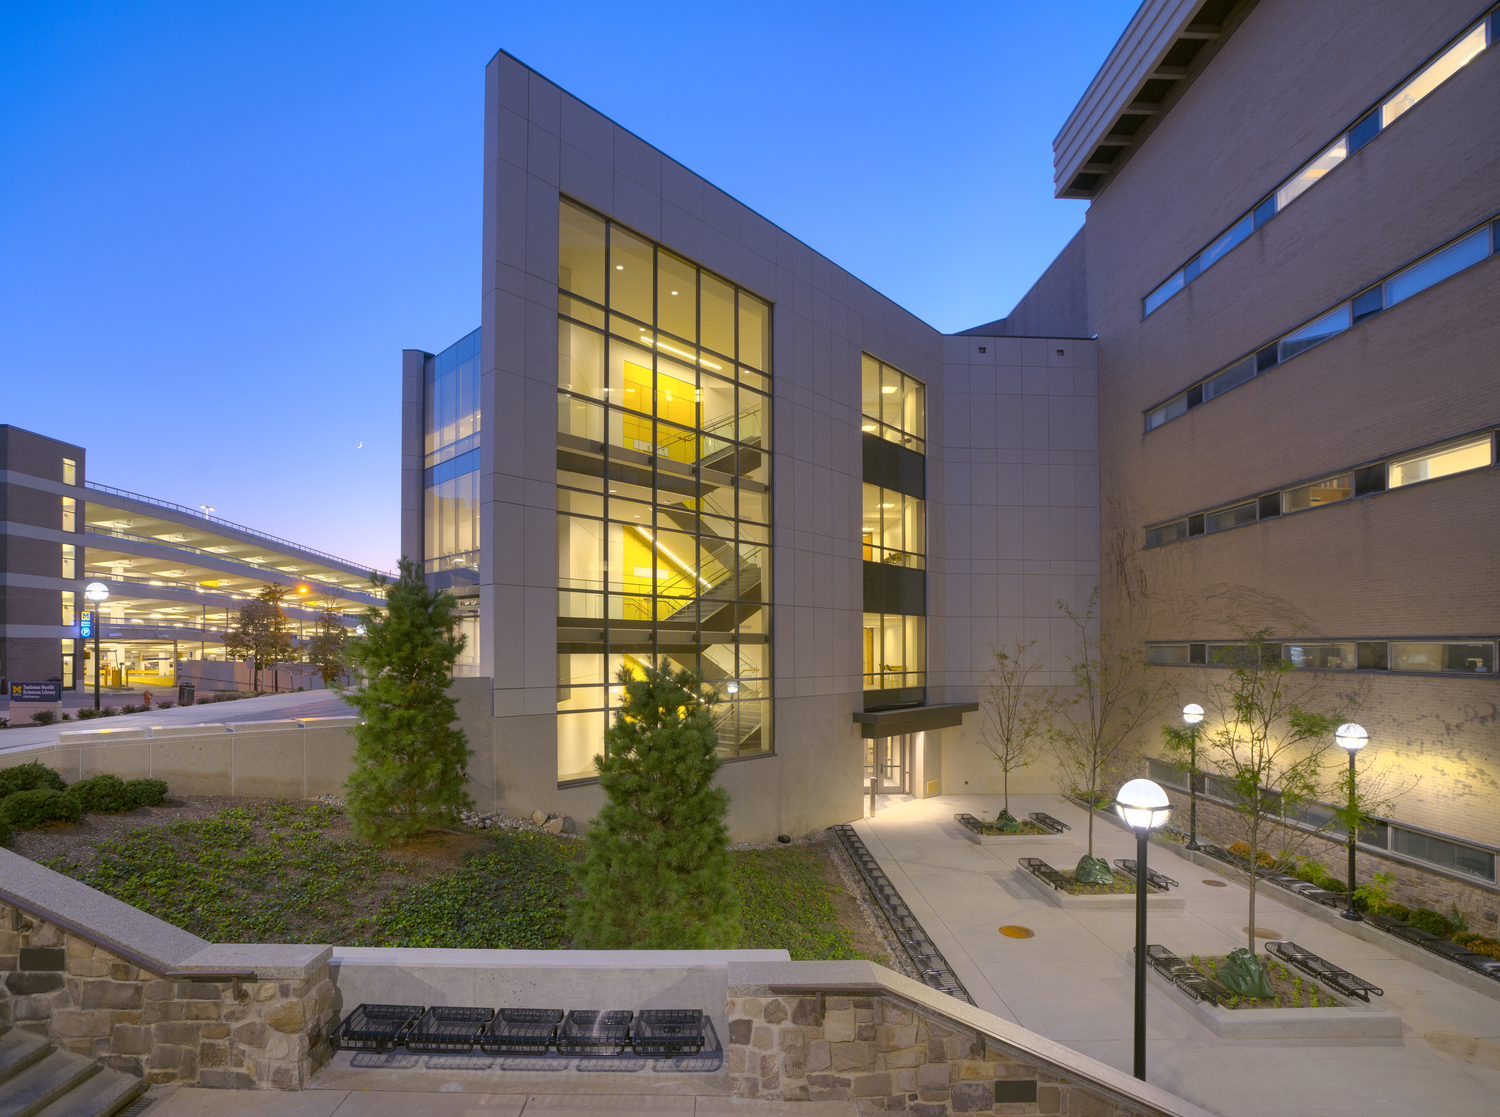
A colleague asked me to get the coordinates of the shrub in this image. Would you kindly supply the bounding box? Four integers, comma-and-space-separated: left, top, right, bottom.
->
0, 762, 68, 799
30, 710, 56, 726
76, 708, 101, 720
121, 704, 140, 715
0, 815, 11, 847
125, 779, 169, 808
1455, 933, 1500, 959
68, 774, 137, 813
1, 789, 83, 829
1375, 901, 1411, 922
1406, 907, 1455, 938
157, 701, 175, 710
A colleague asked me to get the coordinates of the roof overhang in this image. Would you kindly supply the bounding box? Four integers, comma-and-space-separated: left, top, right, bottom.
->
852, 703, 978, 739
1053, 0, 1244, 199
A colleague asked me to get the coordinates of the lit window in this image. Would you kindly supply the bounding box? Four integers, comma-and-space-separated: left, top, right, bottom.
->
61, 543, 75, 580
1146, 645, 1191, 665
1143, 269, 1184, 317
1279, 304, 1351, 360
1391, 642, 1494, 674
1204, 502, 1256, 533
1382, 22, 1489, 128
1388, 435, 1491, 488
1385, 228, 1491, 306
62, 458, 76, 485
1282, 473, 1352, 513
1275, 137, 1348, 211
62, 496, 76, 532
62, 591, 76, 627
1286, 643, 1355, 669
862, 354, 925, 450
1145, 395, 1188, 430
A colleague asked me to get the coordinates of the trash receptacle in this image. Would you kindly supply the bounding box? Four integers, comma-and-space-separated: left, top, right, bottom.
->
178, 683, 196, 706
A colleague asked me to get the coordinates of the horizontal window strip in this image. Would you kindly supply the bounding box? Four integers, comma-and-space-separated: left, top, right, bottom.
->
1144, 427, 1498, 548
1141, 6, 1497, 318
1144, 758, 1497, 885
1145, 216, 1500, 432
1145, 638, 1497, 676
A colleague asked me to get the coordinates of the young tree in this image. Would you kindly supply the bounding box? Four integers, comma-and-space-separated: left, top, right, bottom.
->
338, 559, 472, 847
568, 659, 740, 950
975, 639, 1050, 819
1049, 589, 1177, 862
224, 583, 295, 691
1194, 629, 1349, 956
306, 602, 351, 687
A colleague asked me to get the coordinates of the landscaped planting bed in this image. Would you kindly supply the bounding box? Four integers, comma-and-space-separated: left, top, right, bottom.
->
9, 786, 889, 960
1185, 953, 1338, 1009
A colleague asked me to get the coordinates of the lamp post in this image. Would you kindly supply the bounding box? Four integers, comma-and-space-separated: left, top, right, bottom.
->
1182, 703, 1204, 850
1335, 722, 1368, 922
1116, 778, 1172, 1082
84, 582, 110, 710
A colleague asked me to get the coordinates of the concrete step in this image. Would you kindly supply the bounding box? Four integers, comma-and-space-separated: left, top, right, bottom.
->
0, 1050, 99, 1117
32, 1066, 145, 1117
0, 1030, 53, 1085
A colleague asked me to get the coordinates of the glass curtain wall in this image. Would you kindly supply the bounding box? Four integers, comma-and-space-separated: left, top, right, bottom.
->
860, 355, 926, 702
424, 329, 482, 590
556, 199, 773, 782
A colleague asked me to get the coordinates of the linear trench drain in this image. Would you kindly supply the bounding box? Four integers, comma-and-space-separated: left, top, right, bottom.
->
833, 824, 974, 1004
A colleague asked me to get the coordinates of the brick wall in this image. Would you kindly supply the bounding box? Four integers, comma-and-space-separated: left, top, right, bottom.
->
0, 901, 335, 1089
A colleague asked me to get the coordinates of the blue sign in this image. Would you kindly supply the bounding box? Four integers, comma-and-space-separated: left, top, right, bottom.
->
10, 682, 62, 702
79, 610, 93, 639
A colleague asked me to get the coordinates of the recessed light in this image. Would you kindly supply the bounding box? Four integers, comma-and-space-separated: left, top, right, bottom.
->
616, 264, 623, 270
670, 290, 678, 295
881, 386, 896, 394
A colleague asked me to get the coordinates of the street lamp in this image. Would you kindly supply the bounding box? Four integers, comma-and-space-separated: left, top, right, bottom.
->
1116, 777, 1171, 1082
84, 582, 110, 710
1182, 703, 1204, 850
1335, 722, 1368, 922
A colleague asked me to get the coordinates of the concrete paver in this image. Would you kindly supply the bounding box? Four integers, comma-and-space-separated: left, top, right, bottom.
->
858, 792, 1500, 1117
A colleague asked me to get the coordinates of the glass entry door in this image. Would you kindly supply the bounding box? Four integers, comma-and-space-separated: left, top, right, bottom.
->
864, 734, 911, 794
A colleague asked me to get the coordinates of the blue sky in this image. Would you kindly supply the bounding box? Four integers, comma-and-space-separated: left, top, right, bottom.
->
0, 0, 1135, 571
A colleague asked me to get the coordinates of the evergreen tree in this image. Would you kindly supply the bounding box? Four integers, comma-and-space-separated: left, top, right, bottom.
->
338, 558, 472, 847
568, 660, 740, 949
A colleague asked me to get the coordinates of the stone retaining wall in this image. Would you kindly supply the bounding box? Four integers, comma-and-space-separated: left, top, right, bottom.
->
725, 976, 1190, 1116
0, 900, 334, 1088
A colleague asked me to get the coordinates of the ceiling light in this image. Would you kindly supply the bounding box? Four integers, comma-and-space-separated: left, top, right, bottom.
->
881, 386, 897, 394
670, 290, 678, 295
861, 424, 876, 432
616, 264, 624, 270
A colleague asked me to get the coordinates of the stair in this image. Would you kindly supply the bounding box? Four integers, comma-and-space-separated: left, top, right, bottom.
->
0, 1029, 145, 1117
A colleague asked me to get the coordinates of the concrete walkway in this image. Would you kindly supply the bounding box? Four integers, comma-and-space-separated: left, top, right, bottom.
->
0, 689, 354, 754
144, 1087, 860, 1116
856, 792, 1500, 1117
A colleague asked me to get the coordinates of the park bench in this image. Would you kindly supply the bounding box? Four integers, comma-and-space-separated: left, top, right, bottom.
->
405, 1006, 495, 1054
479, 1008, 564, 1055
1144, 945, 1233, 1005
329, 1003, 424, 1053
1029, 812, 1071, 833
1113, 858, 1178, 890
954, 812, 984, 833
632, 1009, 705, 1057
1019, 856, 1070, 891
557, 1010, 633, 1056
1266, 940, 1384, 1001
1364, 914, 1500, 981
1261, 871, 1343, 908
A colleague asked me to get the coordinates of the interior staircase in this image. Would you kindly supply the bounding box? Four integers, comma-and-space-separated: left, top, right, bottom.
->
0, 1028, 144, 1117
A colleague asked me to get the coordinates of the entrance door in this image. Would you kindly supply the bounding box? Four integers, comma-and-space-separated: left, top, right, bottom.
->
870, 734, 910, 794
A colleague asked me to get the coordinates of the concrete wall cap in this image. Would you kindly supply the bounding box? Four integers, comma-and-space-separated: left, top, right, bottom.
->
57, 727, 148, 743
179, 943, 333, 979
0, 847, 207, 972
727, 959, 1219, 1117
331, 946, 788, 968
147, 723, 228, 737
294, 716, 360, 729
225, 720, 302, 734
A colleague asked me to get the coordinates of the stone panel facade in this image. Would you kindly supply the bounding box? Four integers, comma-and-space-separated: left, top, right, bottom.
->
725, 990, 1160, 1116
0, 901, 334, 1089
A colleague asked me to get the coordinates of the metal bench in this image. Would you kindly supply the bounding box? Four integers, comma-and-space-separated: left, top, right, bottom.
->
329, 1003, 424, 1053
1113, 858, 1177, 890
1144, 945, 1233, 1006
953, 812, 984, 834
1262, 872, 1344, 909
1266, 940, 1384, 1002
1019, 856, 1069, 891
1029, 812, 1071, 833
405, 1006, 494, 1054
632, 1009, 705, 1057
478, 1008, 563, 1055
557, 1010, 632, 1056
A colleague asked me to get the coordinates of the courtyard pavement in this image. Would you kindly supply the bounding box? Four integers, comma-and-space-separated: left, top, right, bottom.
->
143, 1088, 862, 1116
855, 792, 1500, 1117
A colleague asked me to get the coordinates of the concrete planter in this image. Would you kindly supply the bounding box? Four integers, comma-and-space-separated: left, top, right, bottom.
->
1132, 950, 1402, 1039
962, 829, 1074, 846
1015, 865, 1186, 910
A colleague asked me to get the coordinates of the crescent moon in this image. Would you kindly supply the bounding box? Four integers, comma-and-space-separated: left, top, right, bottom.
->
356, 441, 363, 449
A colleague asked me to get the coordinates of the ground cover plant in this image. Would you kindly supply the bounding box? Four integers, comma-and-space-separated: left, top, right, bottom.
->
969, 811, 1051, 836
1057, 869, 1141, 896
1188, 953, 1336, 1009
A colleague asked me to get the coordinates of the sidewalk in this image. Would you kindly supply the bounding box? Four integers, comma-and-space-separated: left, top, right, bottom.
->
857, 792, 1500, 1117
143, 1088, 861, 1116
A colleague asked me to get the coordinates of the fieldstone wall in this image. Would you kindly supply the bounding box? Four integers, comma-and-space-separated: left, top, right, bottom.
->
1158, 788, 1500, 934
0, 901, 334, 1088
726, 990, 1159, 1116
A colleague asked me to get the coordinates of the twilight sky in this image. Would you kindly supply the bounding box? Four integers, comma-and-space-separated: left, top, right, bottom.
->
0, 0, 1136, 572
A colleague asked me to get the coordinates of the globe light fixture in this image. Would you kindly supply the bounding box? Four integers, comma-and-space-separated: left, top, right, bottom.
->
1181, 703, 1204, 849
84, 582, 110, 710
1116, 777, 1170, 1082
1336, 722, 1368, 920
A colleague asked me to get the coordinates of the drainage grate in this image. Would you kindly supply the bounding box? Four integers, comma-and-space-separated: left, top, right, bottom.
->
118, 1100, 154, 1117
833, 824, 974, 1004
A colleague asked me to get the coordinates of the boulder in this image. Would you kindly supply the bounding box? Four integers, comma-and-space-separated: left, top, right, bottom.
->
532, 810, 549, 826
543, 815, 574, 834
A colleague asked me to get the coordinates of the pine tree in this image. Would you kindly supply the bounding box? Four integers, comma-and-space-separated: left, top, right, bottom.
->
568, 660, 740, 949
338, 558, 472, 847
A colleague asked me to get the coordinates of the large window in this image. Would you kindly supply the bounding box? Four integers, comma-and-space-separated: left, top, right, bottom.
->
1147, 638, 1495, 678
556, 199, 772, 781
861, 355, 925, 453
424, 329, 482, 589
61, 543, 75, 580
1141, 11, 1495, 318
